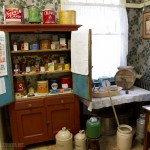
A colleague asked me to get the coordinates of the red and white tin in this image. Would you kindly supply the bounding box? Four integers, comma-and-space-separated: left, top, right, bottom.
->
42, 9, 55, 24
4, 5, 23, 24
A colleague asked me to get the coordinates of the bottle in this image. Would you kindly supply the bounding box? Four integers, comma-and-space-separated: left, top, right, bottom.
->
13, 40, 17, 51
26, 62, 31, 73
30, 61, 35, 72
14, 63, 20, 74
35, 59, 40, 73
45, 59, 49, 71
136, 114, 145, 142
20, 63, 26, 74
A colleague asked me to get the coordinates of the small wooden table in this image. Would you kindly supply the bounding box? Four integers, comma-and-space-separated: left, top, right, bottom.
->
142, 105, 150, 150
86, 136, 101, 150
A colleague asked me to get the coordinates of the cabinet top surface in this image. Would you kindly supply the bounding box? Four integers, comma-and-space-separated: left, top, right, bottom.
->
0, 24, 82, 32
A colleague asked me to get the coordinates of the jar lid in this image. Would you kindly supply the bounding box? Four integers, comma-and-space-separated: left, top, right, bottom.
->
89, 117, 97, 122
56, 127, 72, 141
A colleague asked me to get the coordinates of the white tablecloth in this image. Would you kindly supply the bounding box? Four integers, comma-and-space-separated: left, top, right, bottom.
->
81, 86, 150, 110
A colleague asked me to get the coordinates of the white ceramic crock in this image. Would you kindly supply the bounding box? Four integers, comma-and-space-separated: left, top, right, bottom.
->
55, 127, 73, 150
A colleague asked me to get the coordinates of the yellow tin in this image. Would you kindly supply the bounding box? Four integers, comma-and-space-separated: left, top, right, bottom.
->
37, 81, 48, 95
59, 10, 76, 24
40, 40, 50, 50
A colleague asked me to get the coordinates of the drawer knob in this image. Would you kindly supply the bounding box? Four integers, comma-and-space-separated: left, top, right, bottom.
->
28, 104, 32, 108
46, 121, 50, 125
61, 100, 64, 103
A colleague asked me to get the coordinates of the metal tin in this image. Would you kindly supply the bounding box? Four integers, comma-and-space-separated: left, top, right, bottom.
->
30, 43, 39, 50
59, 10, 76, 24
42, 9, 55, 24
60, 77, 72, 89
24, 42, 29, 50
40, 40, 50, 49
49, 79, 59, 90
37, 81, 48, 95
4, 5, 23, 24
28, 6, 41, 23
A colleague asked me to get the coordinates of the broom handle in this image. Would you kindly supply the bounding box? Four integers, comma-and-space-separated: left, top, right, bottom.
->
108, 89, 120, 128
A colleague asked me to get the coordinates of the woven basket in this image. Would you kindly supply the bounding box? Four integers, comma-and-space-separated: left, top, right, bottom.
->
92, 86, 122, 98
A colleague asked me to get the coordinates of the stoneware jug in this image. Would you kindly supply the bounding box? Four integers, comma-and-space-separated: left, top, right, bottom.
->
74, 130, 87, 150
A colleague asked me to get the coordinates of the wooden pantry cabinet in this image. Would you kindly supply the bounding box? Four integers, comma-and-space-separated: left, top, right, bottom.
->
0, 24, 85, 150
9, 94, 80, 150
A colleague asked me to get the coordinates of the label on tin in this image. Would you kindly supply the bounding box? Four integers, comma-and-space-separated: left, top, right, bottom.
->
37, 81, 48, 94
5, 8, 22, 22
28, 7, 41, 23
42, 10, 55, 24
51, 82, 58, 90
62, 83, 68, 89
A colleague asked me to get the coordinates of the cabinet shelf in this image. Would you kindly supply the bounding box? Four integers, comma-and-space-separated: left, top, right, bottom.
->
11, 49, 71, 54
13, 70, 71, 77
0, 24, 82, 32
15, 92, 73, 101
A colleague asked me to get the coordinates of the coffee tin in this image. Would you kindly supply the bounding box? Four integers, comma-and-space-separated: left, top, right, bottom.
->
37, 81, 48, 95
42, 9, 55, 24
49, 79, 59, 90
60, 77, 72, 89
40, 40, 50, 49
4, 5, 23, 24
28, 6, 41, 23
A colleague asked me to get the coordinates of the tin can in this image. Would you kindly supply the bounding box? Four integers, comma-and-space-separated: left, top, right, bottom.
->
60, 77, 72, 89
59, 10, 76, 24
30, 43, 39, 50
49, 79, 59, 90
4, 5, 23, 24
42, 9, 55, 24
24, 42, 29, 50
37, 81, 48, 95
40, 40, 50, 49
28, 6, 41, 23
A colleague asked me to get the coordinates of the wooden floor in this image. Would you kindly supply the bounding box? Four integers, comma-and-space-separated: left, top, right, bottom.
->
22, 135, 147, 150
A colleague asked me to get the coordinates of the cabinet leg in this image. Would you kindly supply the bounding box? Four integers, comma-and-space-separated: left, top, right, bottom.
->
143, 132, 150, 150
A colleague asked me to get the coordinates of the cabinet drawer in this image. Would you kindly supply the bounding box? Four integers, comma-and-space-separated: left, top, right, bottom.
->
45, 94, 74, 106
15, 99, 44, 110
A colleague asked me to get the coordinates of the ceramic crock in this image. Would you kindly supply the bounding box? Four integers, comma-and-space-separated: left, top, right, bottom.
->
55, 127, 73, 150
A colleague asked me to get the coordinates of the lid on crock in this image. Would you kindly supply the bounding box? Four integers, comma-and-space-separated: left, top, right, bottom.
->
56, 127, 72, 140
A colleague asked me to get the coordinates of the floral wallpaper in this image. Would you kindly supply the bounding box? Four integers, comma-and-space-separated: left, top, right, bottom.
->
0, 0, 61, 23
127, 4, 150, 76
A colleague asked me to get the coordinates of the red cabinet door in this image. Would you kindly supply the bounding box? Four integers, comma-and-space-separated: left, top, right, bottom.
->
15, 100, 48, 144
47, 103, 75, 139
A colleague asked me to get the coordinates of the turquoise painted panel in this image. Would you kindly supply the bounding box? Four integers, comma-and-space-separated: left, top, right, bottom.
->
0, 32, 14, 107
73, 73, 90, 101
